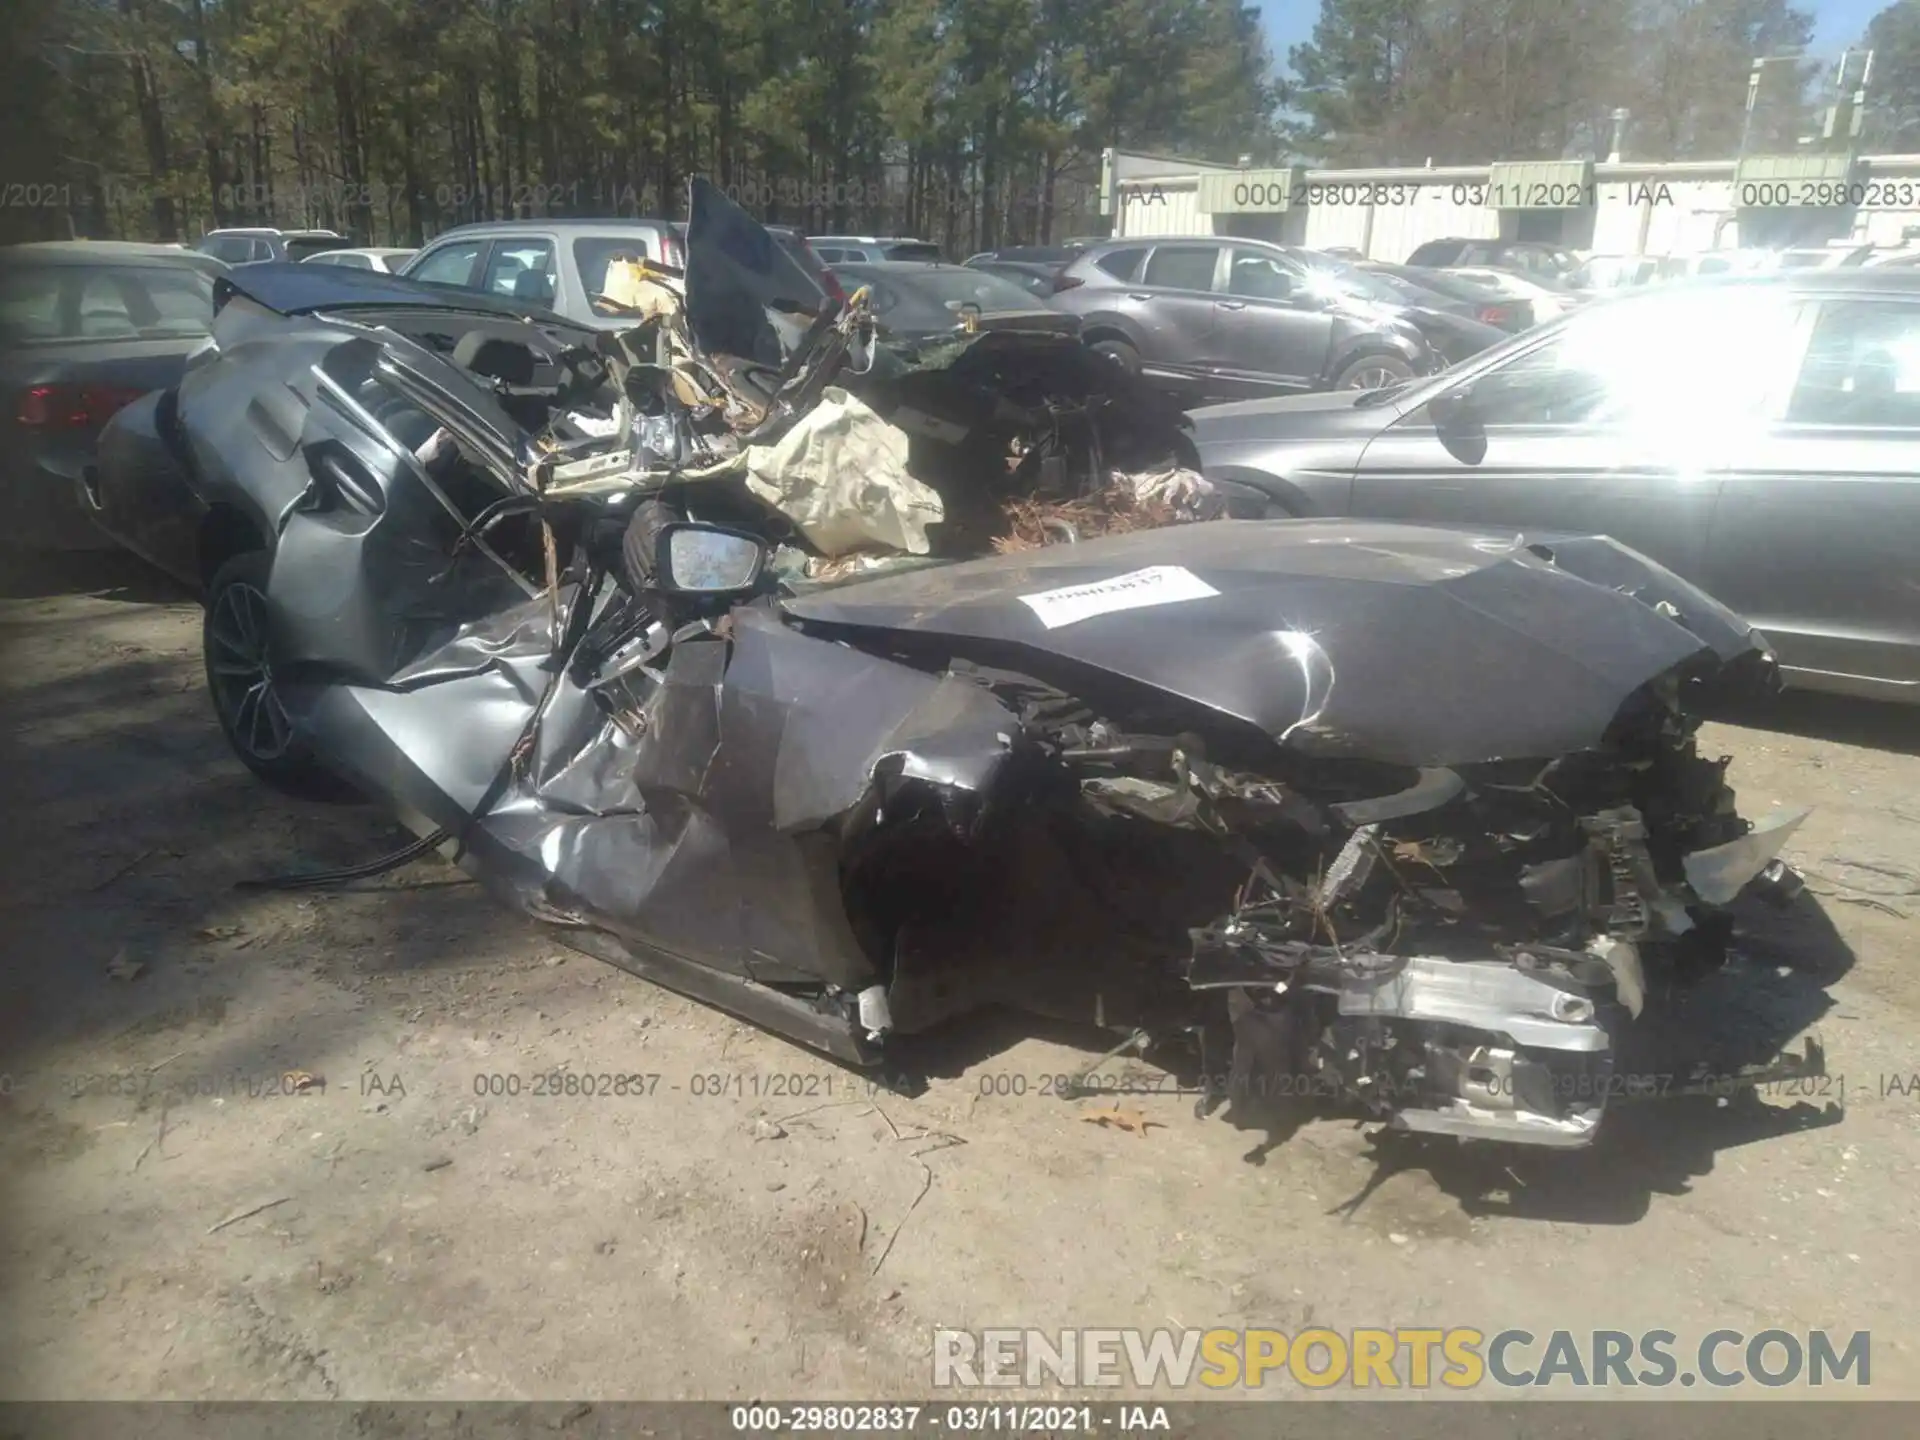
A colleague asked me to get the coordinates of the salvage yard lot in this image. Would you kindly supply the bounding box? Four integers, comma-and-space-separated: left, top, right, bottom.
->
2, 555, 1919, 1400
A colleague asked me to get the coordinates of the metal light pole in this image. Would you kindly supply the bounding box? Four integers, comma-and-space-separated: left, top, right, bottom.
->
1820, 48, 1874, 148
1739, 54, 1804, 157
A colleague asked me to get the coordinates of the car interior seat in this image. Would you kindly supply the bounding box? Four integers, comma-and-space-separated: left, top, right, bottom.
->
1847, 344, 1908, 422
452, 329, 557, 431
513, 269, 555, 304
453, 331, 538, 387
490, 257, 525, 295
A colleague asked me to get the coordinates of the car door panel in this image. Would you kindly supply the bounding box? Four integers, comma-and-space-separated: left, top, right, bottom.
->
1700, 297, 1920, 695
1353, 415, 1721, 578
1702, 436, 1920, 691
1211, 248, 1336, 392
1138, 295, 1219, 377
1123, 244, 1223, 379
1354, 289, 1810, 586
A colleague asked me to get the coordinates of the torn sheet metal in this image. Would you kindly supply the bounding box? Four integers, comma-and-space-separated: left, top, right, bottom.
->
684, 178, 828, 367
1682, 807, 1811, 905
1517, 531, 1768, 668
1334, 955, 1609, 1052
1392, 1095, 1603, 1149
743, 387, 944, 557
282, 589, 1019, 1005
1588, 936, 1646, 1019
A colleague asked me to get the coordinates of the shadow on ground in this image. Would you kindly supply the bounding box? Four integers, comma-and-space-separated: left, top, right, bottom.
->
0, 639, 500, 1115
0, 550, 193, 605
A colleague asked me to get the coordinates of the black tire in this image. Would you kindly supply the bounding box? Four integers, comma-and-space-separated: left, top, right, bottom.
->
202, 551, 356, 802
1333, 353, 1415, 392
1089, 338, 1142, 375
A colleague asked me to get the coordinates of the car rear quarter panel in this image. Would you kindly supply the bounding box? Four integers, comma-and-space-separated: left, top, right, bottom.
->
89, 390, 207, 585
173, 320, 334, 554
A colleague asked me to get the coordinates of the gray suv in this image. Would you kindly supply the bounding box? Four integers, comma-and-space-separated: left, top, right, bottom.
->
1049, 236, 1440, 398
401, 219, 688, 330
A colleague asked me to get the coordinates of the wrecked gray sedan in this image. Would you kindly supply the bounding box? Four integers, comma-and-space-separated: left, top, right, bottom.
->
91, 179, 1817, 1149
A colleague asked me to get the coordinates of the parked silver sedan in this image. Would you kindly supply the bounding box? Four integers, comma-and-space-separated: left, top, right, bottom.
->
1186, 270, 1920, 704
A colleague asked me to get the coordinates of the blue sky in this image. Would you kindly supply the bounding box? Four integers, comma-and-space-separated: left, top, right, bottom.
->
1257, 0, 1889, 74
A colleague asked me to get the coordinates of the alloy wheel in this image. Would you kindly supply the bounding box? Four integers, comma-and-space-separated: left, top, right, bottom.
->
1342, 364, 1402, 391
207, 580, 292, 762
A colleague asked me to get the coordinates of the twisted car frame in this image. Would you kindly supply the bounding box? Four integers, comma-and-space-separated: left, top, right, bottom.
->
90, 180, 1821, 1149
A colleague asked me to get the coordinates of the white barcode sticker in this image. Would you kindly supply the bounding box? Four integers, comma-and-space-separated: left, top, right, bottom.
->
1017, 565, 1219, 629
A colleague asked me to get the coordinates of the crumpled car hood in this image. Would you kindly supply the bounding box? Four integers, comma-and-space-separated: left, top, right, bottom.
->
781, 518, 1771, 767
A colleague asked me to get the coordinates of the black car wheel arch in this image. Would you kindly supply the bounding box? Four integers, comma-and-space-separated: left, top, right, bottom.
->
1086, 335, 1141, 373
198, 505, 269, 592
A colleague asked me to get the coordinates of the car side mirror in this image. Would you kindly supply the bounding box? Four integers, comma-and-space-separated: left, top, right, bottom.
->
1426, 386, 1487, 466
655, 521, 768, 595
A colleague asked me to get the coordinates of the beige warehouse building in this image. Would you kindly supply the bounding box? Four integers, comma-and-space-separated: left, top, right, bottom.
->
1100, 146, 1920, 261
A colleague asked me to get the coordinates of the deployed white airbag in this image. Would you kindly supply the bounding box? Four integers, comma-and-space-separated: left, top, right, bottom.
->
743, 387, 945, 557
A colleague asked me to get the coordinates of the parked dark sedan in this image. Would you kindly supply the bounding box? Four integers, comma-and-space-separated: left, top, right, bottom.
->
1293, 251, 1509, 365
832, 260, 1080, 343
1048, 236, 1442, 398
1405, 237, 1581, 281
1187, 270, 1920, 704
0, 240, 224, 550
963, 258, 1065, 298
1362, 262, 1546, 333
963, 244, 1086, 267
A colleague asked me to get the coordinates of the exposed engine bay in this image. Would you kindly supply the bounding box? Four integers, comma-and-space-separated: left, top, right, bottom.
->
800, 639, 1809, 1147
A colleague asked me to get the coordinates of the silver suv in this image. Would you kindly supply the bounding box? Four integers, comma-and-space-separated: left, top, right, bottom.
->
400, 220, 688, 330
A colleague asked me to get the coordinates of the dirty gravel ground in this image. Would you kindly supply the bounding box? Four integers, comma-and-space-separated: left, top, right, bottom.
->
1, 554, 1918, 1403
